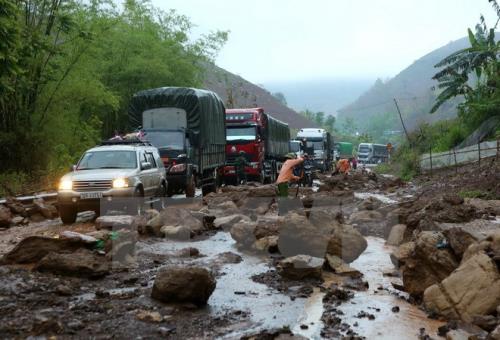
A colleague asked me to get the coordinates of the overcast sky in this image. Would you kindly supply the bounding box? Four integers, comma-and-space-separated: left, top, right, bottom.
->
152, 0, 497, 83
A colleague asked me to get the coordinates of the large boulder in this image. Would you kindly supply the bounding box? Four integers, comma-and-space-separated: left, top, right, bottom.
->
254, 216, 283, 239
151, 267, 216, 306
423, 252, 500, 322
401, 231, 459, 297
443, 227, 478, 259
0, 204, 12, 227
465, 198, 500, 215
160, 225, 190, 240
213, 214, 250, 231
326, 224, 367, 263
357, 197, 383, 211
277, 213, 330, 258
278, 255, 324, 280
0, 236, 88, 264
230, 221, 257, 247
35, 249, 110, 278
390, 241, 415, 268
386, 224, 407, 246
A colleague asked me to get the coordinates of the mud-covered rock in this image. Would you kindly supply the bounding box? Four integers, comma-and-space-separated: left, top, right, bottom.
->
254, 216, 282, 239
151, 267, 216, 306
213, 214, 250, 230
33, 198, 58, 219
423, 252, 500, 322
465, 198, 500, 215
0, 236, 88, 264
349, 210, 384, 224
357, 196, 383, 211
230, 221, 257, 247
0, 204, 12, 227
5, 198, 26, 216
390, 241, 415, 267
248, 184, 277, 197
254, 235, 279, 253
326, 224, 367, 263
35, 249, 110, 278
160, 225, 191, 240
386, 224, 407, 246
59, 231, 97, 244
96, 215, 138, 230
443, 227, 478, 258
401, 231, 459, 297
278, 255, 324, 280
325, 254, 362, 278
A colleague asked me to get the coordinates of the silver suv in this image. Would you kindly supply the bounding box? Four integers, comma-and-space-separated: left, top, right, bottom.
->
57, 141, 167, 224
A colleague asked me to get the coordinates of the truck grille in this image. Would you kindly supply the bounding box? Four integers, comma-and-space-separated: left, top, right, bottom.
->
73, 180, 112, 192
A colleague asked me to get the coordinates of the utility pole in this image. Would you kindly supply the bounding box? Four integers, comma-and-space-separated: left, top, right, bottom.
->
394, 98, 412, 147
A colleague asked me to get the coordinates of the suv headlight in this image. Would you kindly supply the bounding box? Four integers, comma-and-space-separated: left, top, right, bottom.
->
113, 178, 128, 188
59, 179, 72, 191
170, 163, 186, 173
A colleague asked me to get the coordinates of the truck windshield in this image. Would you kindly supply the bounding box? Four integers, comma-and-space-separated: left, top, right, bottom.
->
307, 141, 324, 150
359, 145, 371, 153
144, 131, 184, 150
226, 126, 256, 141
77, 151, 137, 170
289, 142, 300, 152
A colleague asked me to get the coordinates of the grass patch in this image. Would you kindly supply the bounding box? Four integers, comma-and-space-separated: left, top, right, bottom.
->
458, 189, 496, 200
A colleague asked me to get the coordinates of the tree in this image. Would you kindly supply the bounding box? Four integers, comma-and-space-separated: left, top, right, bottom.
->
272, 92, 287, 106
324, 115, 336, 133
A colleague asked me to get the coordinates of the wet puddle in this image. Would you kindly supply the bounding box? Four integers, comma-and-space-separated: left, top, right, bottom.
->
354, 192, 398, 204
339, 237, 444, 339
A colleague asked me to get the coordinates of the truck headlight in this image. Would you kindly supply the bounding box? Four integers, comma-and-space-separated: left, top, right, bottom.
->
59, 179, 72, 191
112, 178, 128, 188
170, 163, 187, 173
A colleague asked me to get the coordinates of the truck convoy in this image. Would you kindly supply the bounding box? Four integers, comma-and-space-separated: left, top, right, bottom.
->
223, 108, 290, 184
129, 87, 226, 197
296, 128, 332, 172
357, 143, 390, 164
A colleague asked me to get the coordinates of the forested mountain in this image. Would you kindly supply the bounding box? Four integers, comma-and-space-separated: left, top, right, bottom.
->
203, 64, 317, 129
337, 37, 473, 132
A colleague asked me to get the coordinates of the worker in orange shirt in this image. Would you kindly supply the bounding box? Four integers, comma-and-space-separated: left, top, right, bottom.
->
276, 153, 304, 197
338, 158, 351, 174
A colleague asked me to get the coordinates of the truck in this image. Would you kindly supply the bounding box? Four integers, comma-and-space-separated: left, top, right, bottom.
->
296, 128, 332, 172
357, 143, 389, 164
334, 142, 354, 160
129, 87, 226, 197
223, 108, 290, 184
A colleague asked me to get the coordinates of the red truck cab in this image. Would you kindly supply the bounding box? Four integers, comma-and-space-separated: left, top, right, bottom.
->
223, 108, 290, 184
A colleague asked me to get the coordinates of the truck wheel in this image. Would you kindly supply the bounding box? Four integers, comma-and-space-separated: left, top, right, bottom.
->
59, 205, 77, 224
185, 174, 196, 198
260, 169, 266, 184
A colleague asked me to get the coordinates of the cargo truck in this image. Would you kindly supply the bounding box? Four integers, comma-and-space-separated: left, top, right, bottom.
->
334, 142, 354, 159
357, 143, 389, 164
223, 108, 290, 184
129, 87, 226, 197
296, 128, 332, 172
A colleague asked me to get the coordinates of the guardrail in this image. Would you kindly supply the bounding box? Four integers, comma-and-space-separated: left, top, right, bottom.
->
419, 139, 500, 173
0, 192, 57, 205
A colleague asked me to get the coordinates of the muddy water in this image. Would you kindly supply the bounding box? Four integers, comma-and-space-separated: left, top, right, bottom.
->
339, 237, 444, 339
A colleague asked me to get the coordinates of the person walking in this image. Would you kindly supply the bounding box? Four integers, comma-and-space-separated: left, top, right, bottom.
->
276, 153, 304, 197
235, 151, 247, 185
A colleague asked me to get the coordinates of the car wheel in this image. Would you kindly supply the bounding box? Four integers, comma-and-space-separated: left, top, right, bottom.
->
185, 174, 196, 198
59, 205, 77, 224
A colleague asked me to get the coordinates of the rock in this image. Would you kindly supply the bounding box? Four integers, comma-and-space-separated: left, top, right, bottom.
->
423, 252, 500, 322
95, 215, 137, 230
4, 198, 26, 216
152, 207, 204, 235
465, 198, 500, 215
254, 235, 279, 253
105, 230, 137, 264
213, 214, 250, 230
30, 213, 46, 222
386, 224, 407, 246
471, 314, 498, 332
11, 216, 24, 225
443, 227, 478, 258
151, 267, 216, 306
86, 230, 111, 241
278, 255, 324, 280
277, 213, 330, 258
176, 247, 200, 257
55, 284, 73, 296
349, 210, 384, 224
59, 231, 97, 244
491, 325, 500, 340
391, 306, 400, 313
254, 216, 282, 239
443, 194, 464, 206
0, 236, 88, 264
230, 221, 257, 247
248, 184, 277, 197
35, 249, 110, 278
401, 231, 459, 297
325, 254, 362, 278
33, 198, 58, 219
0, 204, 12, 227
390, 241, 415, 267
445, 329, 474, 340
160, 225, 191, 240
216, 252, 242, 264
136, 310, 163, 323
357, 197, 383, 211
326, 224, 367, 263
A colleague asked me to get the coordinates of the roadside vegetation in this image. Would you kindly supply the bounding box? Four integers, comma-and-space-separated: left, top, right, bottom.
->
0, 0, 227, 196
375, 0, 500, 180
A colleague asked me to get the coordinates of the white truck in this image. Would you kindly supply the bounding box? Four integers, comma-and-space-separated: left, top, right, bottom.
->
296, 128, 332, 172
357, 143, 389, 164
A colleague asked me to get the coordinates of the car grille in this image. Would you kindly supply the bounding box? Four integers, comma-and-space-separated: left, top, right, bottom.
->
73, 180, 112, 192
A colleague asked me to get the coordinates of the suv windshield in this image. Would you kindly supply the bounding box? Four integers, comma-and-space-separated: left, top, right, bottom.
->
77, 151, 137, 170
144, 130, 184, 150
226, 126, 256, 141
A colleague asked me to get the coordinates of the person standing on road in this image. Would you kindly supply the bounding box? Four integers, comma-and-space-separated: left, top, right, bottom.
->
276, 153, 304, 197
235, 151, 248, 185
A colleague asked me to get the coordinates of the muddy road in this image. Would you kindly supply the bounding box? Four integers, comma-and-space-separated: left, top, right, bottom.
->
0, 168, 499, 339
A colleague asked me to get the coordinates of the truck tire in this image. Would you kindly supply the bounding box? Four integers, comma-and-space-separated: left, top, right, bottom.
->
59, 205, 77, 224
260, 168, 266, 184
185, 174, 196, 198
